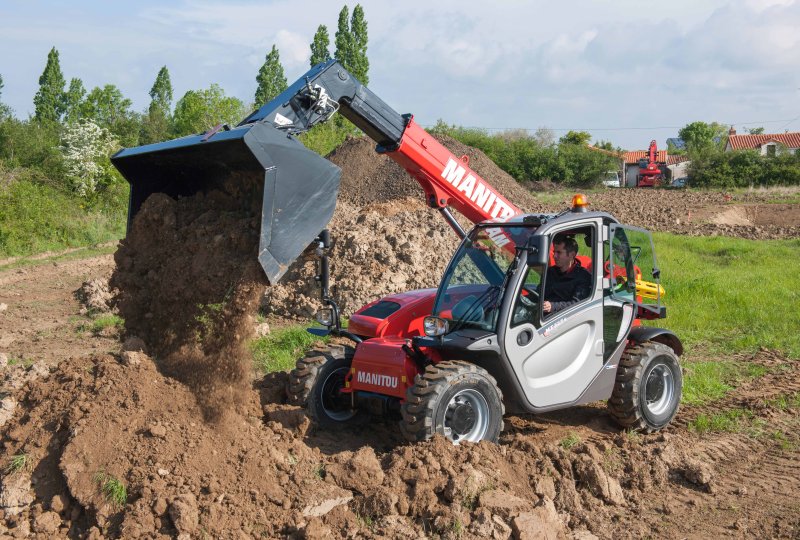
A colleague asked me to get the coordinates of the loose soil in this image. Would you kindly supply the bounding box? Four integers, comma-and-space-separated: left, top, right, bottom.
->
1, 135, 799, 539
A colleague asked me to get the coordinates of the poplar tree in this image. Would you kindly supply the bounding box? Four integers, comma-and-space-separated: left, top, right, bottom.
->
63, 78, 86, 123
254, 45, 287, 108
148, 66, 173, 116
334, 6, 354, 73
310, 25, 331, 67
141, 66, 174, 144
0, 74, 9, 118
33, 47, 66, 123
350, 5, 369, 84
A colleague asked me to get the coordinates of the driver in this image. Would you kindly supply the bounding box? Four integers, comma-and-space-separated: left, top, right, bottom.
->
542, 235, 592, 314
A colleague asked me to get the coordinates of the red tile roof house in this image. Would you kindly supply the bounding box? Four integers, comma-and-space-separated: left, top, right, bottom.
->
725, 127, 800, 156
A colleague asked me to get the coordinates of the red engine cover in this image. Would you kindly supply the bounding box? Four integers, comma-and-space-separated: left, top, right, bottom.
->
347, 338, 419, 399
348, 288, 437, 339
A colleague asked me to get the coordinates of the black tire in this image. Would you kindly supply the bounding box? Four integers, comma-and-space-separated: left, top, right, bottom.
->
307, 353, 364, 427
286, 345, 353, 406
401, 361, 505, 444
608, 342, 682, 432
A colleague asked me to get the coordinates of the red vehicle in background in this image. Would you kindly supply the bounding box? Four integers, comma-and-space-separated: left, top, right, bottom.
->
636, 140, 665, 187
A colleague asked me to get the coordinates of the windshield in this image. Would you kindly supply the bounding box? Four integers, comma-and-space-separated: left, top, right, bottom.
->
433, 225, 539, 332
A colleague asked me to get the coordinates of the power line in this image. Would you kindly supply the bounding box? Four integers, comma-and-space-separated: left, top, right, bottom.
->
421, 117, 800, 133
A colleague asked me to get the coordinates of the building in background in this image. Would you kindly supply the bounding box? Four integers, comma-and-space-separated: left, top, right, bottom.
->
725, 127, 800, 156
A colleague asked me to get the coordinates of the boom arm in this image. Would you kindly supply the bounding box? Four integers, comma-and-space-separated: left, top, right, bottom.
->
242, 59, 521, 229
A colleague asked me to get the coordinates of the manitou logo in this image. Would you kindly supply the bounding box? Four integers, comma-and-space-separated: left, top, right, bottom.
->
356, 371, 398, 389
441, 158, 515, 220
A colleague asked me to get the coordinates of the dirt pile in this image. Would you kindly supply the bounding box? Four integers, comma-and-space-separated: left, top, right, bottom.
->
1, 349, 722, 539
263, 135, 548, 318
561, 189, 800, 241
109, 178, 267, 420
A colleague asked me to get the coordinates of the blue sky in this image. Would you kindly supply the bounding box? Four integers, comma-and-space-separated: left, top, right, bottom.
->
1, 0, 799, 150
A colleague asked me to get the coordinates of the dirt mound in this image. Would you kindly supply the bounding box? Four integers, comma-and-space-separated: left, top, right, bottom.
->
109, 179, 267, 420
2, 350, 714, 539
264, 135, 548, 318
570, 189, 800, 240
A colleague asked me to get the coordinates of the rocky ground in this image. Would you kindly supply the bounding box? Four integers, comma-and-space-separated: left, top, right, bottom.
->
0, 135, 799, 539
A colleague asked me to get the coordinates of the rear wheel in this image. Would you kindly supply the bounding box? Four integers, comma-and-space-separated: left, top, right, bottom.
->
401, 361, 504, 444
287, 345, 353, 406
307, 354, 363, 427
608, 342, 682, 432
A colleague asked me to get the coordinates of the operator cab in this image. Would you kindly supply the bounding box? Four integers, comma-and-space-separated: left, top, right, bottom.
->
421, 195, 666, 413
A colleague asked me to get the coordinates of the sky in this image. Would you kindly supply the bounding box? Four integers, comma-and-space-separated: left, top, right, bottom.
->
1, 0, 799, 150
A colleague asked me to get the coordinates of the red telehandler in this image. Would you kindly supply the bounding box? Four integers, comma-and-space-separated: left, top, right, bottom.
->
636, 140, 665, 187
112, 60, 682, 444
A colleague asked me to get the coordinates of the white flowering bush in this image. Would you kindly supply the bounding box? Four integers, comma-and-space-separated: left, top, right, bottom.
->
60, 120, 119, 197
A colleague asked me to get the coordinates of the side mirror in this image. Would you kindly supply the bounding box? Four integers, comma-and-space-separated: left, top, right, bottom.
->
526, 235, 550, 267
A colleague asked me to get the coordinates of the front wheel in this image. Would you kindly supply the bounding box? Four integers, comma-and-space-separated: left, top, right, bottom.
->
307, 354, 363, 427
401, 361, 504, 444
608, 342, 682, 432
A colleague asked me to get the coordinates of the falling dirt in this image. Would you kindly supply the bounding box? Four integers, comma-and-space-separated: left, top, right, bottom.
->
1, 134, 799, 538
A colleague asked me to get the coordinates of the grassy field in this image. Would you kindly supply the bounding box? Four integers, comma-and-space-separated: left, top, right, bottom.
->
654, 233, 800, 359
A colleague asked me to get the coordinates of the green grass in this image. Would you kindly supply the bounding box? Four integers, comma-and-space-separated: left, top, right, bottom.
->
250, 324, 329, 373
7, 357, 35, 369
5, 453, 29, 474
682, 360, 769, 406
0, 179, 127, 258
90, 314, 124, 334
764, 392, 800, 410
93, 471, 127, 507
559, 431, 581, 450
688, 408, 754, 434
653, 233, 800, 358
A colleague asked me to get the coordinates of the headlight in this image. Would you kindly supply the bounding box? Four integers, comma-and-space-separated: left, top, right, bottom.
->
315, 308, 334, 327
423, 316, 449, 337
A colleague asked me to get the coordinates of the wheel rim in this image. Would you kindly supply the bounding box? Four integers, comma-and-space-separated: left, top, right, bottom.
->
644, 362, 675, 417
320, 366, 356, 421
443, 389, 490, 443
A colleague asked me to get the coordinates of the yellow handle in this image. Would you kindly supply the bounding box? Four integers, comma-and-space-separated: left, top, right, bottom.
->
635, 279, 665, 300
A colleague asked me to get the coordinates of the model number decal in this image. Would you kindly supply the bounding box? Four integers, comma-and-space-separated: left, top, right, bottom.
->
542, 317, 567, 338
356, 371, 398, 388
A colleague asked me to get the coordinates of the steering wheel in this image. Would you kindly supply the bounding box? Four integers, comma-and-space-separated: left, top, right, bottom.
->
519, 285, 539, 308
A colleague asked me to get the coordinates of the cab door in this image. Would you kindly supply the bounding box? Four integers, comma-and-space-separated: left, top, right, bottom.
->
502, 221, 605, 409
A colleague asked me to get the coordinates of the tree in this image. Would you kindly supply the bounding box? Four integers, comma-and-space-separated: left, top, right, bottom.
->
558, 130, 592, 146
63, 78, 86, 124
254, 45, 287, 108
310, 25, 331, 67
60, 119, 119, 197
745, 126, 765, 135
33, 47, 66, 123
173, 84, 247, 137
533, 127, 555, 147
350, 4, 369, 84
0, 74, 9, 118
80, 85, 139, 147
678, 121, 728, 152
140, 67, 174, 144
149, 66, 173, 116
594, 140, 616, 152
334, 6, 354, 73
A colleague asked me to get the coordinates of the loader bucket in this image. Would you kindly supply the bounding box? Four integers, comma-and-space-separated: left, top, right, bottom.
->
111, 122, 341, 284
